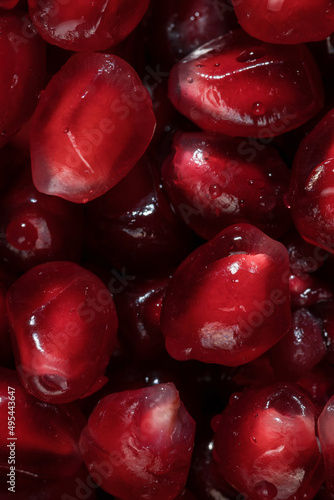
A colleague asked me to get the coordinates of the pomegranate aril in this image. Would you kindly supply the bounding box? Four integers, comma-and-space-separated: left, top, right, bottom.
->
213, 383, 321, 499
232, 0, 334, 45
148, 0, 238, 66
0, 368, 85, 479
79, 382, 195, 499
0, 12, 46, 149
86, 154, 195, 275
161, 223, 291, 366
282, 229, 330, 276
28, 0, 150, 52
288, 108, 334, 253
270, 308, 326, 381
30, 52, 156, 203
289, 273, 332, 309
162, 131, 291, 240
6, 261, 118, 403
0, 167, 83, 271
168, 29, 324, 138
0, 0, 19, 9
114, 276, 169, 361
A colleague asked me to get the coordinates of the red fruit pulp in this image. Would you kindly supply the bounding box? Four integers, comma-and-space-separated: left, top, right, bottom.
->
0, 12, 46, 148
0, 368, 85, 479
213, 384, 321, 499
162, 132, 291, 240
232, 0, 334, 44
6, 262, 118, 403
79, 383, 196, 499
289, 108, 334, 253
30, 52, 156, 203
161, 223, 291, 366
28, 0, 150, 52
168, 29, 324, 138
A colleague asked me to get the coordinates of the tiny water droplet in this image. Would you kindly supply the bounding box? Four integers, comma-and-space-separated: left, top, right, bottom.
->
64, 127, 69, 133
187, 77, 193, 83
196, 64, 205, 68
214, 63, 220, 67
82, 198, 89, 204
209, 184, 223, 199
240, 199, 245, 207
252, 101, 266, 116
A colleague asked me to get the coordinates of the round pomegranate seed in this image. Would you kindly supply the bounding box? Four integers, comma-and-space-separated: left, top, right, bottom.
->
161, 224, 291, 366
30, 52, 156, 203
0, 12, 46, 148
79, 383, 195, 499
162, 131, 291, 240
6, 262, 118, 403
213, 383, 321, 498
231, 0, 334, 44
28, 0, 150, 52
0, 168, 83, 271
168, 29, 324, 138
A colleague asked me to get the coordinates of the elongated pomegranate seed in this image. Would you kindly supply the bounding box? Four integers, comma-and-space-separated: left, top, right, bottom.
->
30, 52, 156, 203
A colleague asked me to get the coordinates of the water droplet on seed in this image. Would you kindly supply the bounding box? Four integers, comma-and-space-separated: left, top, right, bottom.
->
252, 101, 266, 116
236, 47, 267, 63
187, 77, 193, 83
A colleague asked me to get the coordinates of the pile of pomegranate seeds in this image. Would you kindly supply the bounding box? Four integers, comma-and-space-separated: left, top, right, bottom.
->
2, 1, 334, 499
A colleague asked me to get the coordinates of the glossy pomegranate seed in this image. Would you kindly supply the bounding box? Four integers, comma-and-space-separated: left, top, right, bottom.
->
148, 0, 238, 66
28, 0, 149, 52
213, 383, 321, 498
0, 12, 46, 149
168, 29, 324, 138
30, 52, 156, 203
289, 274, 332, 309
318, 394, 334, 493
6, 262, 118, 403
79, 383, 195, 499
282, 229, 330, 276
162, 131, 291, 240
0, 368, 85, 479
0, 167, 83, 271
288, 108, 334, 254
270, 308, 326, 380
232, 0, 334, 44
86, 155, 194, 275
114, 277, 169, 361
161, 224, 291, 366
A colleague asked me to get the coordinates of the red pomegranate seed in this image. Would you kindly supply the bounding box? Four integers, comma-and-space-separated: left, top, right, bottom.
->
28, 0, 150, 52
6, 262, 118, 403
270, 308, 326, 380
162, 131, 291, 240
0, 367, 85, 479
0, 167, 83, 271
86, 154, 194, 275
288, 108, 334, 253
160, 223, 291, 366
79, 383, 195, 499
213, 384, 321, 498
168, 29, 324, 138
232, 0, 334, 44
0, 12, 46, 148
30, 52, 156, 203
